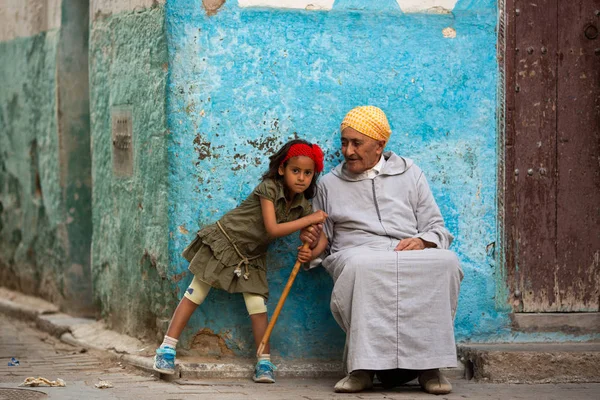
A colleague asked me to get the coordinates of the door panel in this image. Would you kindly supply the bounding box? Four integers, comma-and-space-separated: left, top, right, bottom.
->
505, 0, 600, 312
555, 1, 600, 311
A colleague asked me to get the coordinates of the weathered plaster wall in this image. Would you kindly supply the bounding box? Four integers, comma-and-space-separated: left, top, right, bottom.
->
0, 29, 62, 303
166, 0, 507, 360
89, 2, 173, 340
0, 0, 93, 315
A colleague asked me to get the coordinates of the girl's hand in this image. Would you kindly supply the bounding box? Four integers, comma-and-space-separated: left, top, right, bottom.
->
297, 245, 313, 263
309, 210, 328, 225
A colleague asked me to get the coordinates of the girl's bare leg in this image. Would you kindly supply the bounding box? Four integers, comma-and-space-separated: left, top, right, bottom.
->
250, 312, 270, 355
166, 297, 199, 339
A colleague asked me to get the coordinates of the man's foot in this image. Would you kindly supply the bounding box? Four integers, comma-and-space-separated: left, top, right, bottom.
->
153, 346, 176, 375
334, 370, 374, 393
418, 369, 452, 394
253, 360, 276, 383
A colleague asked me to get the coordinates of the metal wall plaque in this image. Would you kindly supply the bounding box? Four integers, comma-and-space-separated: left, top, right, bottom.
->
111, 107, 133, 177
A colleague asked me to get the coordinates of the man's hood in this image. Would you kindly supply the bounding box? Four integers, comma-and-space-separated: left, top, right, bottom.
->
331, 151, 414, 182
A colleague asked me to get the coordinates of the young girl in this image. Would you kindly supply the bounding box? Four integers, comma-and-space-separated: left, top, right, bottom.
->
154, 139, 327, 383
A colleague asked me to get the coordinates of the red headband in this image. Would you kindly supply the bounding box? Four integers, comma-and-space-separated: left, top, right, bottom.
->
281, 143, 324, 173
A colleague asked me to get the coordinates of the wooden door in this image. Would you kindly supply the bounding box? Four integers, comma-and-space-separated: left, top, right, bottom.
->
505, 0, 600, 312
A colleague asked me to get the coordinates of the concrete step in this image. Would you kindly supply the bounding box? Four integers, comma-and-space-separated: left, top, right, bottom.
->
458, 342, 600, 383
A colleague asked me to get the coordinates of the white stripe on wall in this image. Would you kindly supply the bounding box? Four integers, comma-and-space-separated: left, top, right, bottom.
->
238, 0, 459, 13
396, 0, 458, 13
238, 0, 335, 10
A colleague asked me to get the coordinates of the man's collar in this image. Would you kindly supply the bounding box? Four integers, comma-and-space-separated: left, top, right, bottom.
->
332, 152, 414, 182
352, 155, 386, 180
371, 154, 386, 174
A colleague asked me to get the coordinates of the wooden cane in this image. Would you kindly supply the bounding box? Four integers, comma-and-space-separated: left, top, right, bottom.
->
257, 242, 309, 357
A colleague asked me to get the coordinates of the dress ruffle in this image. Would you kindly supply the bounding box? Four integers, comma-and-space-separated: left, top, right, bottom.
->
181, 224, 269, 298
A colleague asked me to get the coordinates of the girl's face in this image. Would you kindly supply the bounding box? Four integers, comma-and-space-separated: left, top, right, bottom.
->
278, 156, 316, 197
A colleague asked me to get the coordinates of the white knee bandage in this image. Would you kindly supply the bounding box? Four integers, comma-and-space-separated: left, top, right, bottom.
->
243, 292, 267, 315
183, 276, 266, 314
183, 276, 211, 305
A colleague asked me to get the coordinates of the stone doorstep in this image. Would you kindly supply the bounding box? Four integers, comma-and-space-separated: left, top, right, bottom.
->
458, 343, 600, 384
0, 288, 467, 381
510, 313, 600, 335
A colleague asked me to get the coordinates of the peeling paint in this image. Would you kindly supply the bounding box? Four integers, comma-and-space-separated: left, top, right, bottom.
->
191, 328, 236, 357
171, 271, 188, 283
193, 135, 211, 161
443, 27, 457, 38
203, 0, 226, 16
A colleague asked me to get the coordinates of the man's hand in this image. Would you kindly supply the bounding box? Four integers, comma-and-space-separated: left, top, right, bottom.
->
395, 237, 429, 251
300, 224, 323, 249
297, 245, 312, 263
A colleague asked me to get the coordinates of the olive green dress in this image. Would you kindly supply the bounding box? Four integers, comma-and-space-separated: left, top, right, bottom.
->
181, 178, 312, 299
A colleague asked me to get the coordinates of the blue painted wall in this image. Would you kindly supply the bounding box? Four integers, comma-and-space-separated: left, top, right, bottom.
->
166, 0, 507, 360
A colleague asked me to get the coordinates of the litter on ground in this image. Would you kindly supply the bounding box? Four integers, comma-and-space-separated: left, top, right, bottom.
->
19, 377, 66, 387
95, 380, 114, 389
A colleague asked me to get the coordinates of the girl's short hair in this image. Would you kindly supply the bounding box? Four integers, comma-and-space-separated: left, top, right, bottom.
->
261, 139, 321, 199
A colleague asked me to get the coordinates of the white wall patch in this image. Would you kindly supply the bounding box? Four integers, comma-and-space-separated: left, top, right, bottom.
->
238, 0, 335, 10
396, 0, 458, 13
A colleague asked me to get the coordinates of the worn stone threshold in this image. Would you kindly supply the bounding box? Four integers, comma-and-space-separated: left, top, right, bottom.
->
458, 342, 600, 383
510, 312, 600, 334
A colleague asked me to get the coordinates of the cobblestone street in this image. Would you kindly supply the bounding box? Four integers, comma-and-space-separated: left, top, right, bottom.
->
0, 314, 598, 399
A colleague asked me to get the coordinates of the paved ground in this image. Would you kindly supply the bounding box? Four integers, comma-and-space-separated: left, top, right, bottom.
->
1, 315, 599, 399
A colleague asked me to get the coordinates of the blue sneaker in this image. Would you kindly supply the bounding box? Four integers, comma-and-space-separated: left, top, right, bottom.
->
253, 360, 276, 383
153, 346, 176, 375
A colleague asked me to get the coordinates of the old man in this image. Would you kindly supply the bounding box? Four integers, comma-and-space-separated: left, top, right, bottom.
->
302, 106, 463, 394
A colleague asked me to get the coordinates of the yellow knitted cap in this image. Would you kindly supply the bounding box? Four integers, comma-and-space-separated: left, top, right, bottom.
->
340, 106, 392, 143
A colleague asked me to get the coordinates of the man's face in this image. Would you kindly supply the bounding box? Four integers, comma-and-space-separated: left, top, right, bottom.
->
341, 127, 385, 174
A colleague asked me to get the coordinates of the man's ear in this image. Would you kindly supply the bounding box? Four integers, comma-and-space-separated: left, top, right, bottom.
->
377, 140, 386, 154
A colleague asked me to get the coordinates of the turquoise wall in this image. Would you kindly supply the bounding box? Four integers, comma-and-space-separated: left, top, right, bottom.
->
89, 4, 175, 338
166, 0, 509, 360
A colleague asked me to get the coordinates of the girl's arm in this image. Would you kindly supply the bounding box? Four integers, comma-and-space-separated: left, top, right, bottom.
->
260, 197, 327, 239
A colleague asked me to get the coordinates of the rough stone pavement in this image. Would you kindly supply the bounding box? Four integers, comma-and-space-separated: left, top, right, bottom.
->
1, 315, 599, 400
